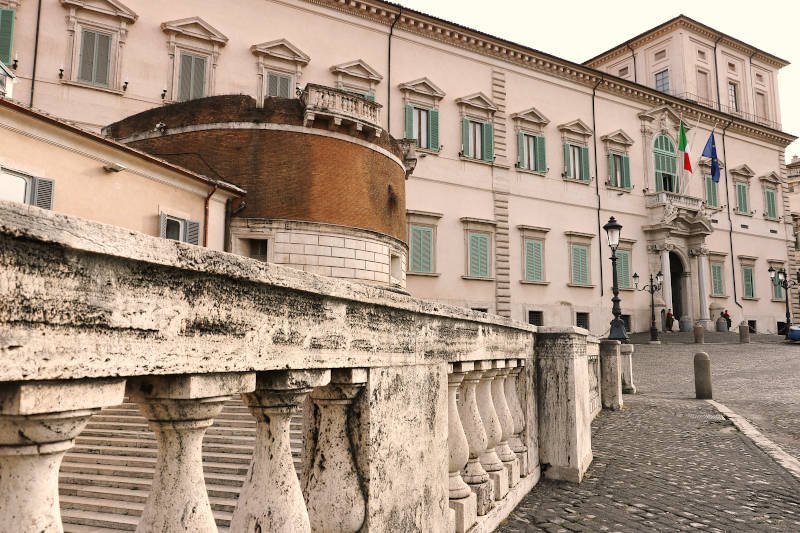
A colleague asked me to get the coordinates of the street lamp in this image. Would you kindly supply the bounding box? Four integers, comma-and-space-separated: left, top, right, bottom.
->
633, 271, 664, 342
768, 266, 800, 339
603, 216, 629, 342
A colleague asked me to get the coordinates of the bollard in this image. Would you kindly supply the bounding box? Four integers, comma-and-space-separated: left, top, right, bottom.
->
693, 325, 704, 344
694, 352, 712, 399
739, 323, 750, 344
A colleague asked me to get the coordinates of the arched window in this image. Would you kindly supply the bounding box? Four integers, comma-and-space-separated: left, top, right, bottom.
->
654, 134, 678, 192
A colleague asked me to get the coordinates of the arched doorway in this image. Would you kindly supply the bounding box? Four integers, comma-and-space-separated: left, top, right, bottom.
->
669, 252, 684, 318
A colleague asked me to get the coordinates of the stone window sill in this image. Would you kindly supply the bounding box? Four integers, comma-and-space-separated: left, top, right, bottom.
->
459, 156, 494, 166
705, 205, 723, 212
605, 184, 632, 193
516, 167, 547, 177
771, 298, 786, 303
764, 216, 781, 222
562, 177, 592, 186
416, 147, 441, 156
61, 80, 124, 95
618, 287, 635, 291
742, 296, 759, 301
520, 280, 549, 285
735, 211, 753, 217
711, 294, 728, 299
462, 275, 495, 281
407, 271, 441, 277
567, 283, 595, 288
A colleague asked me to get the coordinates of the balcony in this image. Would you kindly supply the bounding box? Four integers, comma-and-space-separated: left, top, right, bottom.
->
645, 190, 704, 212
645, 191, 713, 234
659, 89, 781, 131
301, 83, 382, 137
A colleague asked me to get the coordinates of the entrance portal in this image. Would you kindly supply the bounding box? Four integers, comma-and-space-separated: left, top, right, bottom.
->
669, 252, 684, 318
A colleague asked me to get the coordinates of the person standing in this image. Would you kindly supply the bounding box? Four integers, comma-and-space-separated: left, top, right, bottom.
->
723, 309, 732, 331
666, 309, 675, 332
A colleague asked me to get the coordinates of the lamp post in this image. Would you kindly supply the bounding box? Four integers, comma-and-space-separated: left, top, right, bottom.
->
633, 271, 664, 343
768, 266, 800, 339
603, 216, 629, 343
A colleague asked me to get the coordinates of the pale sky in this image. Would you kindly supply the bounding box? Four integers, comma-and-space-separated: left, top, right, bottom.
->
396, 0, 800, 160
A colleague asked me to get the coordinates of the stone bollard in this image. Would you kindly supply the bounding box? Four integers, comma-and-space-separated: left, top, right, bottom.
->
599, 340, 623, 410
694, 352, 712, 399
693, 324, 705, 344
716, 316, 728, 332
739, 323, 750, 343
620, 344, 636, 394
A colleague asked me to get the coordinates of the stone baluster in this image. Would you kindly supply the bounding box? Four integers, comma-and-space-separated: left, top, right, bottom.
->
305, 369, 367, 533
456, 361, 493, 515
448, 364, 477, 533
129, 373, 256, 533
493, 363, 520, 488
0, 378, 125, 533
231, 370, 331, 533
505, 360, 529, 476
476, 362, 509, 501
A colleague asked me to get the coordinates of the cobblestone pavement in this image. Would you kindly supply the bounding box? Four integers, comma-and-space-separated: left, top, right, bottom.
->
499, 396, 800, 532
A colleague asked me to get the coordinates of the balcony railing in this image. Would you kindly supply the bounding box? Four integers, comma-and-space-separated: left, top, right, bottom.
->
645, 190, 705, 212
655, 89, 782, 131
0, 200, 628, 532
301, 83, 382, 136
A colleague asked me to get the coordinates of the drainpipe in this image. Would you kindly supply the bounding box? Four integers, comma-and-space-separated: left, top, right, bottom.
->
720, 120, 742, 311
592, 75, 604, 296
626, 43, 637, 83
712, 36, 723, 111
28, 0, 42, 108
386, 8, 401, 135
203, 185, 218, 248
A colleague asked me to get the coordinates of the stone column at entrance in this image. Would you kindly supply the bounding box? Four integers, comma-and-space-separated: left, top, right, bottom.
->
691, 246, 713, 330
660, 246, 673, 315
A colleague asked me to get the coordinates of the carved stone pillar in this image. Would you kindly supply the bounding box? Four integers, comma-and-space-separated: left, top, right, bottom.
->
691, 246, 713, 330
456, 361, 493, 516
231, 370, 330, 533
660, 246, 674, 317
447, 364, 477, 533
492, 363, 520, 488
0, 379, 125, 533
305, 369, 367, 533
476, 364, 508, 501
504, 360, 528, 476
129, 373, 256, 533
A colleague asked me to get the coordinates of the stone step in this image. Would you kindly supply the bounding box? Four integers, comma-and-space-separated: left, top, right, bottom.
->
59, 472, 244, 499
70, 444, 254, 464
61, 492, 239, 516
64, 453, 251, 476
60, 463, 246, 487
84, 422, 259, 438
72, 436, 302, 457
63, 522, 128, 533
60, 505, 232, 530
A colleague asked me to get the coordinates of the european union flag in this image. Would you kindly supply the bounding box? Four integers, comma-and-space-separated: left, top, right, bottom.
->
702, 132, 720, 182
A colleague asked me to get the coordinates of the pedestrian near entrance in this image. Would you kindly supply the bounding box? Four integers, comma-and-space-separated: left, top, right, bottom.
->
723, 309, 732, 331
665, 309, 675, 331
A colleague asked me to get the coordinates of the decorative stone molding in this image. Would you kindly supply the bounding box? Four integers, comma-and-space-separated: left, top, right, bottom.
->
730, 164, 755, 180
161, 17, 228, 103
250, 39, 310, 102
689, 246, 709, 257
510, 106, 550, 134
600, 129, 635, 151
557, 119, 593, 144
330, 59, 382, 96
456, 92, 497, 121
398, 77, 445, 107
759, 171, 781, 185
0, 0, 23, 8
60, 0, 137, 22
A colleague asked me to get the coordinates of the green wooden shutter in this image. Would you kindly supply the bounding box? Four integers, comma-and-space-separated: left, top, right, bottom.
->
78, 30, 96, 83
428, 109, 439, 150
743, 267, 754, 298
469, 233, 489, 277
580, 146, 590, 181
525, 239, 543, 281
608, 154, 616, 186
711, 263, 723, 296
622, 156, 631, 189
773, 275, 783, 300
404, 104, 413, 140
94, 32, 111, 86
0, 9, 13, 66
535, 136, 547, 172
32, 177, 54, 210
191, 55, 206, 99
705, 175, 718, 207
461, 118, 470, 158
410, 226, 433, 273
737, 183, 748, 213
185, 220, 200, 245
616, 250, 630, 288
482, 122, 494, 162
766, 189, 777, 218
572, 245, 588, 285
563, 143, 571, 178
517, 132, 525, 169
178, 53, 193, 102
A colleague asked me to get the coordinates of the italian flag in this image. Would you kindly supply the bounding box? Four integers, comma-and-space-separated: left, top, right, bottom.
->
678, 121, 692, 172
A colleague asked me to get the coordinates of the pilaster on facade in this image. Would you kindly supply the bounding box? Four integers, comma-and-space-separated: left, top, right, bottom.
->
491, 70, 508, 167
494, 190, 511, 317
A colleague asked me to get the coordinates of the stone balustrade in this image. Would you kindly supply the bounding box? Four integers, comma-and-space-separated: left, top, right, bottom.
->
645, 190, 705, 212
301, 83, 382, 137
0, 200, 613, 533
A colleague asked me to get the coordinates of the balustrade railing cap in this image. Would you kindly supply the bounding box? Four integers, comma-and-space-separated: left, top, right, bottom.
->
303, 83, 384, 108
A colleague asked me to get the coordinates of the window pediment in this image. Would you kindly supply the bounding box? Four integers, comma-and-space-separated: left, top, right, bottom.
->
730, 164, 755, 180
456, 92, 497, 113
557, 119, 593, 141
699, 156, 725, 170
510, 106, 550, 128
330, 59, 383, 82
250, 39, 309, 65
600, 129, 635, 147
759, 171, 781, 184
638, 105, 685, 136
60, 0, 137, 23
161, 17, 228, 45
0, 1, 22, 9
398, 77, 445, 99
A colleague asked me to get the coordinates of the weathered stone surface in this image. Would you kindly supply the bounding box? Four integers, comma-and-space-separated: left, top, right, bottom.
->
620, 344, 636, 394
599, 340, 623, 410
694, 352, 713, 399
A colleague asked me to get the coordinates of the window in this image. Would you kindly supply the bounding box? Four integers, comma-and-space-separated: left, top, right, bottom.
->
528, 310, 543, 326
518, 132, 546, 172
756, 91, 768, 120
773, 273, 784, 301
0, 8, 14, 67
249, 239, 268, 261
618, 66, 629, 77
736, 182, 749, 214
765, 188, 778, 219
696, 70, 710, 101
178, 52, 207, 102
705, 175, 718, 208
0, 170, 53, 209
77, 29, 112, 87
728, 82, 738, 112
697, 50, 706, 61
655, 69, 670, 93
524, 239, 544, 282
571, 244, 589, 285
468, 232, 490, 277
743, 266, 755, 298
615, 249, 631, 288
654, 134, 677, 192
747, 320, 757, 333
576, 312, 590, 330
564, 143, 590, 181
608, 153, 631, 188
711, 263, 724, 296
462, 119, 493, 162
159, 212, 200, 245
405, 105, 439, 151
410, 225, 434, 273
266, 72, 291, 98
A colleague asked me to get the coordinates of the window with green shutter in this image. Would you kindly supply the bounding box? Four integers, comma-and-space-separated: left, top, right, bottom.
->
571, 244, 589, 285
743, 266, 754, 298
711, 263, 724, 296
615, 250, 631, 288
519, 133, 546, 172
773, 274, 784, 300
608, 154, 631, 189
705, 175, 718, 207
0, 8, 14, 67
406, 105, 439, 151
654, 134, 677, 192
178, 52, 207, 102
736, 182, 749, 214
159, 212, 200, 245
765, 189, 777, 219
463, 119, 492, 161
468, 232, 490, 277
266, 72, 291, 98
524, 239, 544, 281
410, 225, 434, 273
565, 143, 590, 181
78, 29, 112, 87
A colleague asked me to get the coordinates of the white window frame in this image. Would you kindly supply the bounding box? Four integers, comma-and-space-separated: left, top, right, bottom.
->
0, 167, 54, 209
176, 50, 208, 102
162, 17, 228, 104
250, 39, 309, 105
406, 210, 442, 276
461, 217, 496, 281
728, 81, 739, 112
655, 69, 670, 93
412, 107, 429, 150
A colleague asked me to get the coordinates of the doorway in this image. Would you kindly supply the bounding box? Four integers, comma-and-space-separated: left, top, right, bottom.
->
669, 252, 684, 318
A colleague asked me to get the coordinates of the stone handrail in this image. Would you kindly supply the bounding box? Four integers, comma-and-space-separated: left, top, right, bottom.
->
645, 190, 704, 212
301, 83, 382, 136
0, 200, 605, 533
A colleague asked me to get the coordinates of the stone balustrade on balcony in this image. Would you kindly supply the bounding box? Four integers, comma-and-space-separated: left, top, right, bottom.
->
301, 83, 382, 137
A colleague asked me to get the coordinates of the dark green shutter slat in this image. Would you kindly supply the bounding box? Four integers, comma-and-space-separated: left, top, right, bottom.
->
462, 118, 470, 158
32, 177, 54, 210
535, 136, 546, 172
428, 109, 439, 150
766, 189, 777, 218
482, 122, 494, 162
191, 55, 206, 100
563, 143, 571, 178
179, 53, 193, 102
517, 132, 525, 168
78, 30, 96, 83
94, 33, 111, 86
712, 264, 723, 296
185, 220, 200, 245
404, 104, 413, 140
410, 227, 422, 272
469, 233, 489, 277
525, 240, 543, 281
744, 268, 754, 298
622, 156, 631, 189
420, 228, 432, 272
580, 146, 590, 181
0, 9, 15, 66
159, 212, 167, 238
608, 154, 615, 185
616, 250, 630, 288
572, 245, 588, 285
